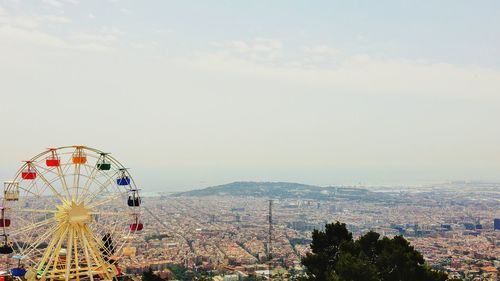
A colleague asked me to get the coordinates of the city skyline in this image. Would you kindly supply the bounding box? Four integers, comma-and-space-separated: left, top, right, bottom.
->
1, 1, 500, 191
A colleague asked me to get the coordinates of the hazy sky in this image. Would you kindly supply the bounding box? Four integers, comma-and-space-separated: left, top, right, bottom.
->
1, 1, 500, 191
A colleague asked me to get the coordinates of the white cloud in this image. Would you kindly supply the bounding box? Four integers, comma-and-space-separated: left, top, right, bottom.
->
0, 7, 120, 52
70, 32, 117, 43
43, 15, 72, 24
0, 25, 67, 48
198, 40, 500, 100
120, 8, 133, 15
42, 0, 78, 7
0, 5, 70, 28
42, 0, 63, 8
1, 10, 118, 56
303, 45, 340, 57
212, 38, 284, 62
183, 47, 500, 99
153, 28, 174, 34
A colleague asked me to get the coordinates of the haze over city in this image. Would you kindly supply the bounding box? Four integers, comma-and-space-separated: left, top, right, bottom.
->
1, 1, 500, 191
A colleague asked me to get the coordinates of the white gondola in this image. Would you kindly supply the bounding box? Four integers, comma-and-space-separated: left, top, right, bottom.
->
3, 181, 19, 201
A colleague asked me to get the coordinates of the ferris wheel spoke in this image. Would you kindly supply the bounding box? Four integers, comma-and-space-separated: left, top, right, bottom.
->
15, 208, 58, 214
30, 163, 58, 178
19, 221, 60, 259
48, 230, 67, 278
73, 227, 82, 278
83, 170, 120, 205
77, 163, 99, 203
16, 185, 46, 200
35, 225, 67, 272
81, 225, 108, 275
30, 165, 66, 203
42, 226, 69, 279
76, 227, 95, 281
92, 216, 123, 243
78, 162, 113, 205
15, 180, 61, 209
72, 163, 82, 202
10, 216, 57, 236
64, 227, 74, 281
87, 194, 122, 209
93, 211, 126, 253
91, 211, 126, 217
93, 212, 131, 255
59, 152, 78, 200
88, 228, 116, 261
12, 215, 46, 257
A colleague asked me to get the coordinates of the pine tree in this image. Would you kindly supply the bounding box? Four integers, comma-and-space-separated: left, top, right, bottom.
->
302, 222, 457, 281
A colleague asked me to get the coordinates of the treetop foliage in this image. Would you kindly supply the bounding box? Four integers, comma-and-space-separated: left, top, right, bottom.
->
302, 222, 457, 281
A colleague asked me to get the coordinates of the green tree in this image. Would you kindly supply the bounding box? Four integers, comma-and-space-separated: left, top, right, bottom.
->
302, 222, 456, 281
142, 268, 164, 281
302, 222, 352, 281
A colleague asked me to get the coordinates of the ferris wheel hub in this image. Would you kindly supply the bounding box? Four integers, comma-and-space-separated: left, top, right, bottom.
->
55, 201, 92, 225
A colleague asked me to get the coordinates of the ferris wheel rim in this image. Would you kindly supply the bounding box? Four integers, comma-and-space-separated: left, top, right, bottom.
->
2, 145, 142, 281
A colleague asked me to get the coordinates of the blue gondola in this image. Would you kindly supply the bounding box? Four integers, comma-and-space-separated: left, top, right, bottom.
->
11, 255, 27, 277
117, 169, 131, 186
117, 176, 131, 186
11, 267, 26, 277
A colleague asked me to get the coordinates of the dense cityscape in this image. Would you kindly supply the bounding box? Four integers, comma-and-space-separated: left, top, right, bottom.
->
121, 181, 499, 281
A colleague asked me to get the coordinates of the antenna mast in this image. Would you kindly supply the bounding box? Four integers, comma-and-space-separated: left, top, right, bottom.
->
267, 199, 273, 276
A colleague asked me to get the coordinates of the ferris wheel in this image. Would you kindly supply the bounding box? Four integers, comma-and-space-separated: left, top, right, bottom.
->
1, 146, 143, 281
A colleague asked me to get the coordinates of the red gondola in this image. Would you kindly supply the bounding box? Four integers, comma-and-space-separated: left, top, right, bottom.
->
21, 161, 36, 180
0, 219, 10, 228
21, 172, 36, 180
0, 207, 10, 228
46, 148, 60, 167
130, 223, 143, 231
130, 214, 143, 231
46, 159, 60, 167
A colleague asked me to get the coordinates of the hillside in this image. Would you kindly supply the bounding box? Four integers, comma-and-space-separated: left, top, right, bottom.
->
172, 181, 388, 201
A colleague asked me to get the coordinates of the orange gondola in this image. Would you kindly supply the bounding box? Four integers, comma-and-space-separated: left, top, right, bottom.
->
72, 146, 87, 164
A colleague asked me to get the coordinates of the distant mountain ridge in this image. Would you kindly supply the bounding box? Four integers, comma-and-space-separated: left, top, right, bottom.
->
172, 181, 385, 201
